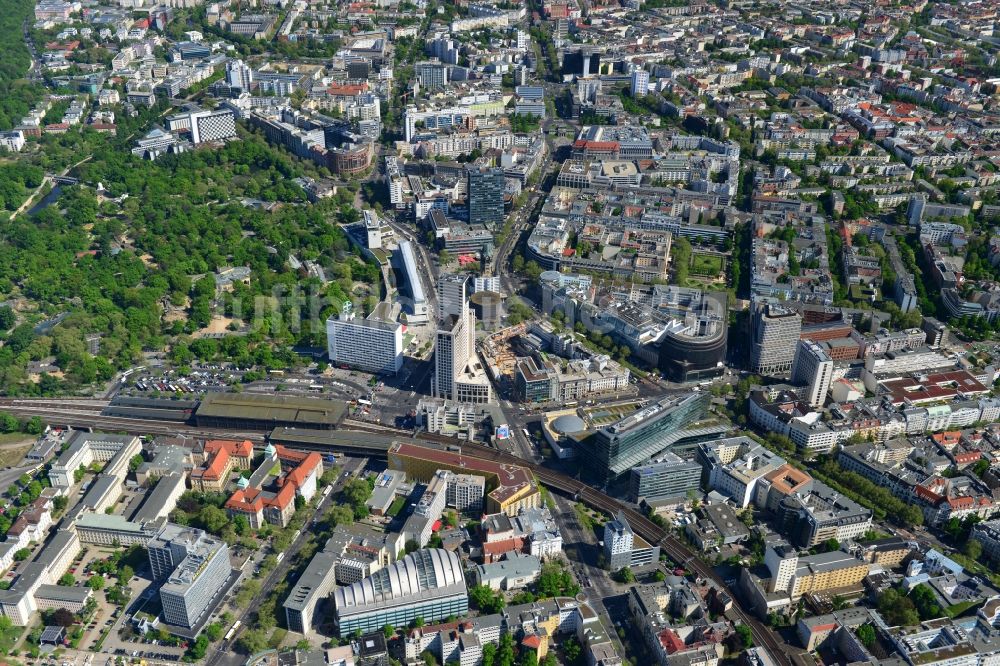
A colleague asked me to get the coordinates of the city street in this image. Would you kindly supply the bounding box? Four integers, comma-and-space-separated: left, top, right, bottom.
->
204, 456, 370, 666
550, 494, 628, 657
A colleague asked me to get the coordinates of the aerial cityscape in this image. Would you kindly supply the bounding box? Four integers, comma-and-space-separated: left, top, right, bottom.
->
0, 0, 1000, 665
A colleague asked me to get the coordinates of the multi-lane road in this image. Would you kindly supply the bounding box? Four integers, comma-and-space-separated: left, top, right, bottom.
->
206, 455, 369, 666
0, 399, 792, 665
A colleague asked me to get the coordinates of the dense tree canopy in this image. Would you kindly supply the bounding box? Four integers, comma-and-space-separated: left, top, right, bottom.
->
0, 130, 382, 395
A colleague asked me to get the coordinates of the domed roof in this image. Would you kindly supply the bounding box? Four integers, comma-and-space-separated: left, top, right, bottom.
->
333, 548, 465, 613
552, 414, 586, 434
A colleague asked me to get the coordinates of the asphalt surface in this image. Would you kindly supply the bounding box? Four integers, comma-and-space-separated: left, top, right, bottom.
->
551, 493, 628, 656
205, 456, 369, 666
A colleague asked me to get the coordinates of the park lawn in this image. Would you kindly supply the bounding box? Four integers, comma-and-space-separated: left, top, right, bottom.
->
0, 434, 35, 467
691, 254, 724, 276
0, 617, 23, 654
944, 599, 981, 618
268, 628, 287, 649
387, 496, 406, 517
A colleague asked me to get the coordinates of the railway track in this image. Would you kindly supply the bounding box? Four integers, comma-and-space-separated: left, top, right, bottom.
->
345, 424, 790, 663
0, 402, 788, 663
0, 401, 266, 443
0, 398, 109, 410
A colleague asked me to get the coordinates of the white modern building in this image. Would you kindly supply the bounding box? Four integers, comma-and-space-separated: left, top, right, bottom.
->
443, 471, 486, 514
225, 58, 253, 91
433, 304, 475, 400
149, 524, 232, 630
791, 340, 834, 408
697, 436, 786, 508
438, 273, 469, 320
0, 131, 26, 152
630, 69, 649, 97
189, 109, 238, 145
327, 301, 404, 374
604, 511, 633, 566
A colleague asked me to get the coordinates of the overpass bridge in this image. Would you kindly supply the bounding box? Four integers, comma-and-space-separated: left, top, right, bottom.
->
0, 398, 791, 664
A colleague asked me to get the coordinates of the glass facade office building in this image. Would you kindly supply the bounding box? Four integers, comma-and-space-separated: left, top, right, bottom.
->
582, 393, 711, 482
628, 452, 703, 504
467, 167, 505, 228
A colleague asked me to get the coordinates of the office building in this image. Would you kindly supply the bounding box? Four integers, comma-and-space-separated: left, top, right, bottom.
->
604, 510, 659, 570
514, 354, 631, 404
580, 393, 711, 482
755, 464, 814, 513
189, 109, 237, 145
764, 541, 869, 599
777, 481, 872, 548
76, 474, 121, 515
284, 544, 339, 634
467, 167, 505, 228
473, 275, 501, 293
392, 241, 431, 322
628, 452, 702, 504
563, 49, 601, 78
630, 69, 649, 97
48, 432, 141, 488
149, 524, 231, 630
333, 549, 468, 636
74, 513, 162, 546
327, 301, 403, 374
697, 436, 786, 508
604, 511, 633, 568
751, 303, 802, 376
791, 340, 833, 408
444, 471, 486, 514
225, 59, 253, 92
433, 305, 476, 401
416, 62, 449, 88
389, 442, 541, 517
437, 273, 469, 320
657, 291, 729, 383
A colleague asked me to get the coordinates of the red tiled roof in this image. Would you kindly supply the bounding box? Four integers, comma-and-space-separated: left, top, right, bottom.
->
196, 446, 230, 482
809, 623, 838, 633
195, 439, 253, 482
206, 439, 253, 458
573, 140, 619, 151
658, 629, 686, 655
227, 445, 320, 516
328, 82, 368, 96
482, 537, 524, 559
521, 635, 543, 650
